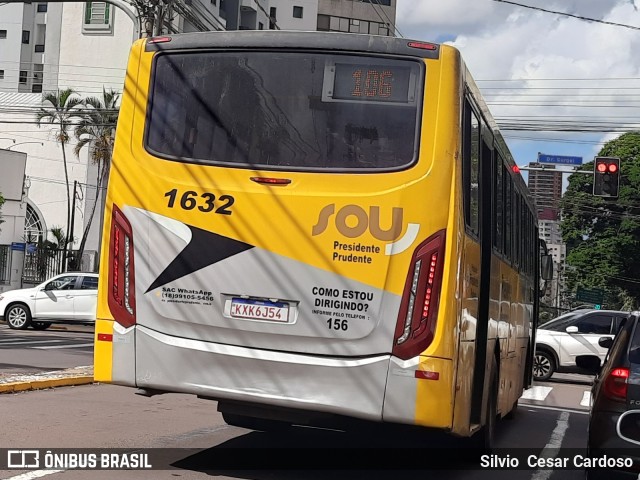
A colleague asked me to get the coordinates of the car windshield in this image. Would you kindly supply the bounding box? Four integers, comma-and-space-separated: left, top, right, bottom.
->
539, 311, 585, 331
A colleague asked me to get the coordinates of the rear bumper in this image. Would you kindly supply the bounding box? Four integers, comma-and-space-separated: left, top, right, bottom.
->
134, 325, 391, 422
589, 411, 640, 475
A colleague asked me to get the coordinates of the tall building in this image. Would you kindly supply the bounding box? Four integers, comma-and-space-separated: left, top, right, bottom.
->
527, 162, 562, 220
0, 0, 398, 291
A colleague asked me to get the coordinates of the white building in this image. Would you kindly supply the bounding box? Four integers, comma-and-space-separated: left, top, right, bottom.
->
0, 0, 397, 287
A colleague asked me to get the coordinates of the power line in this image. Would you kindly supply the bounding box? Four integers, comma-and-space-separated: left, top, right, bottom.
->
492, 0, 640, 31
368, 0, 403, 38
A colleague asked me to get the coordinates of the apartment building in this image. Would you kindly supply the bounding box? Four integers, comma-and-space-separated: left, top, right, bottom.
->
0, 0, 398, 289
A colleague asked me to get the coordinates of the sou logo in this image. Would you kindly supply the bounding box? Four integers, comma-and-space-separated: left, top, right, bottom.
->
312, 204, 419, 255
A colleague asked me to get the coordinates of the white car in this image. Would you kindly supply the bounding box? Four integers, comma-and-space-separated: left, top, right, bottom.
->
0, 272, 99, 330
533, 309, 629, 381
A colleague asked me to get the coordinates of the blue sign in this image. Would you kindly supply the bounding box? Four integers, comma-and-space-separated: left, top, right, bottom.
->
538, 153, 583, 166
10, 242, 25, 252
26, 243, 37, 254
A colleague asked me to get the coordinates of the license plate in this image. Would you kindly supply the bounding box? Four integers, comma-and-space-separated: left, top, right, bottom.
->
230, 298, 289, 322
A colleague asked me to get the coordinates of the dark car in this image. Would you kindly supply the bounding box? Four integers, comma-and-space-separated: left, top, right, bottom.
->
581, 311, 640, 479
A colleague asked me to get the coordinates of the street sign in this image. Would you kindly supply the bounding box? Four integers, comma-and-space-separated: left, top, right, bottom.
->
537, 153, 583, 166
10, 242, 25, 252
576, 286, 604, 305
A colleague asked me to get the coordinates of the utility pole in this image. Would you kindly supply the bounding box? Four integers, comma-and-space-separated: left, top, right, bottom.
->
68, 180, 78, 271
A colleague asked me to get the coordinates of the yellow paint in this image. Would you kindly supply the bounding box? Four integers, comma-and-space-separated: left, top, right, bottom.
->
415, 357, 454, 428
95, 37, 535, 437
93, 320, 114, 382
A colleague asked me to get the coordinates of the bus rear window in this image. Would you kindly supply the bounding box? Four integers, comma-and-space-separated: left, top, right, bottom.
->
146, 51, 422, 171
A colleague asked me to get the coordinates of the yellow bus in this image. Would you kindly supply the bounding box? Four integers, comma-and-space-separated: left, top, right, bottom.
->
95, 31, 548, 449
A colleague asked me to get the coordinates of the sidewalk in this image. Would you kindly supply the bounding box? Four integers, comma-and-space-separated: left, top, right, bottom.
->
0, 365, 94, 393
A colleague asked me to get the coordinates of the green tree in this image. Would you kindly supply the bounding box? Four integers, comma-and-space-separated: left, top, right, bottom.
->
73, 88, 120, 269
560, 132, 640, 310
35, 88, 84, 257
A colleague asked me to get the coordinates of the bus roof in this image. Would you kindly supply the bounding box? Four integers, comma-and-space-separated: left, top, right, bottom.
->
144, 30, 441, 59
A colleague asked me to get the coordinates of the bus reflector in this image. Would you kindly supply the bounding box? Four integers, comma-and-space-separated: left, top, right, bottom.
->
97, 333, 113, 342
415, 370, 439, 380
147, 36, 172, 45
407, 41, 437, 51
393, 230, 446, 360
107, 205, 136, 328
250, 177, 292, 185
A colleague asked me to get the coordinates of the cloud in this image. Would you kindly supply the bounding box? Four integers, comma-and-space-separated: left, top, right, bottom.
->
395, 0, 640, 167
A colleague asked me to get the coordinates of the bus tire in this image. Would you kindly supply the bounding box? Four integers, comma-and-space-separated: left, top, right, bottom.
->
504, 399, 517, 420
221, 412, 291, 433
470, 357, 498, 452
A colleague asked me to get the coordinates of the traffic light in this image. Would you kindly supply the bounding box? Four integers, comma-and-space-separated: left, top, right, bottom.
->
593, 157, 620, 197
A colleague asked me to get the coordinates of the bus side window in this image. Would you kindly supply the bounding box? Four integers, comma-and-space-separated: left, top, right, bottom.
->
463, 98, 480, 238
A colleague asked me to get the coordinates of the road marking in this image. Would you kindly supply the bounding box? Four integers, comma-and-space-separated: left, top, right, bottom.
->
520, 386, 553, 401
524, 404, 589, 415
4, 471, 64, 480
580, 391, 592, 407
0, 340, 65, 346
531, 411, 570, 480
33, 343, 94, 350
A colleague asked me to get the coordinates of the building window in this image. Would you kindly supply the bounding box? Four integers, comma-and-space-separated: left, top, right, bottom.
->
258, 22, 263, 30
317, 14, 329, 30
0, 30, 6, 39
24, 204, 45, 244
210, 0, 216, 4
37, 3, 48, 12
19, 71, 28, 84
35, 44, 45, 52
83, 2, 113, 33
0, 70, 4, 80
32, 84, 43, 93
22, 31, 31, 44
293, 6, 303, 18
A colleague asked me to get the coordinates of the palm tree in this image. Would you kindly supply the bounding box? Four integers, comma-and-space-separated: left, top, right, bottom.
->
73, 88, 120, 269
35, 89, 84, 260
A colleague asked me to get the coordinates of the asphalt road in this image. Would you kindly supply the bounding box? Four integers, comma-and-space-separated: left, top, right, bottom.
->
0, 323, 93, 375
0, 382, 591, 480
0, 324, 601, 480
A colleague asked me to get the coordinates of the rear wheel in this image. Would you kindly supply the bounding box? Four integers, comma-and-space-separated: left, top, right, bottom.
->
6, 304, 32, 330
221, 412, 292, 432
31, 321, 52, 331
504, 399, 518, 420
533, 350, 555, 381
470, 357, 498, 452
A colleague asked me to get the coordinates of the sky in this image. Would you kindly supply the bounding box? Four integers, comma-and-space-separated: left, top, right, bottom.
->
394, 0, 640, 187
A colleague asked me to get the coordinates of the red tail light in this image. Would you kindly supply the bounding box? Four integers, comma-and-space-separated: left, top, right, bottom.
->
393, 230, 446, 360
603, 367, 629, 401
107, 204, 136, 328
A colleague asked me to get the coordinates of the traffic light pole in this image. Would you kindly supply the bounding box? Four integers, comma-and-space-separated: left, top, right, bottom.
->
516, 166, 592, 174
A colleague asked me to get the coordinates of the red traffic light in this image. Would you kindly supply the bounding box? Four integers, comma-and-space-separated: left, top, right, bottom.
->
608, 163, 618, 173
597, 163, 607, 173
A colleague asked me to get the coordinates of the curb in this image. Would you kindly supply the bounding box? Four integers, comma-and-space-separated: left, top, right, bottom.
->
0, 375, 94, 393
0, 366, 95, 394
